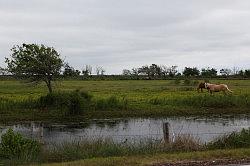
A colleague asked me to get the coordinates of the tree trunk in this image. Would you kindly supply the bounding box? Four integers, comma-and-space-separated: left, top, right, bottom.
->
45, 80, 53, 93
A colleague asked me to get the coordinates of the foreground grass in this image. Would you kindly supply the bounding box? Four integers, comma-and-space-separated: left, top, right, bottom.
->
37, 148, 250, 166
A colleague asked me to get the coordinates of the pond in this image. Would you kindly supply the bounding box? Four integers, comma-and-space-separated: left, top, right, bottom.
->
1, 115, 250, 144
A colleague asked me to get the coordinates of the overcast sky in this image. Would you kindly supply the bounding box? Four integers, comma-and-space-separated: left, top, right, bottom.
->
0, 0, 250, 74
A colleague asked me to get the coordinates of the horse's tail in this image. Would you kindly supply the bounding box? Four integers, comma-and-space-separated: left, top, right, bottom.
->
197, 83, 201, 92
225, 85, 233, 93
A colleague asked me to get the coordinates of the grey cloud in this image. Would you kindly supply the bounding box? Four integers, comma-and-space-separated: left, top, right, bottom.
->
0, 0, 250, 74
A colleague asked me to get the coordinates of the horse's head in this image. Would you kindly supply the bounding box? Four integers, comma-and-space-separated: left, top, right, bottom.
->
204, 83, 208, 89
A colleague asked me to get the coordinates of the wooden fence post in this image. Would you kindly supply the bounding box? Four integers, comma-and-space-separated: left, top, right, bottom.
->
39, 123, 44, 144
163, 122, 169, 143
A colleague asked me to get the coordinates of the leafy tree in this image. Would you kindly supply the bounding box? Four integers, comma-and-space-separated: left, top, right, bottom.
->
122, 69, 131, 76
220, 68, 232, 76
182, 67, 200, 77
0, 67, 9, 75
131, 68, 139, 76
160, 65, 178, 77
63, 63, 80, 77
149, 64, 161, 77
233, 69, 245, 77
160, 65, 169, 77
201, 68, 217, 77
245, 69, 250, 77
5, 44, 63, 93
138, 64, 161, 78
138, 65, 150, 76
168, 65, 178, 77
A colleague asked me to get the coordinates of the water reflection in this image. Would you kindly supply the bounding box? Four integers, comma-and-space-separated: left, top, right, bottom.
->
1, 115, 250, 144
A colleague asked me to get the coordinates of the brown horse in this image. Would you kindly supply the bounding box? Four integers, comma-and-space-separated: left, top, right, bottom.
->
204, 83, 233, 94
197, 82, 208, 92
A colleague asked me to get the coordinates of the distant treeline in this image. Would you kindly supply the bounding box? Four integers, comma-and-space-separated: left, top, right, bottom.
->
1, 63, 250, 80
121, 64, 250, 79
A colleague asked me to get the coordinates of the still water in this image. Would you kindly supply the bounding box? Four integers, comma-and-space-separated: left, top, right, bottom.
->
1, 115, 250, 144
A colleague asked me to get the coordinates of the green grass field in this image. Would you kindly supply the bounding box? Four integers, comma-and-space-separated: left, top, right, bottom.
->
0, 79, 250, 121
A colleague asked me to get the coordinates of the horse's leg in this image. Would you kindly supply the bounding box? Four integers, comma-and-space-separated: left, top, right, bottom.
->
210, 90, 213, 94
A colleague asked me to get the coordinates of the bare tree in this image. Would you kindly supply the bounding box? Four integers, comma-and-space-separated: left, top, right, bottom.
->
232, 66, 240, 75
96, 66, 105, 75
100, 67, 105, 75
82, 65, 92, 76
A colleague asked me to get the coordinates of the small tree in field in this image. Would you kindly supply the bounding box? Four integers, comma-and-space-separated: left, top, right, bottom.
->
5, 44, 63, 93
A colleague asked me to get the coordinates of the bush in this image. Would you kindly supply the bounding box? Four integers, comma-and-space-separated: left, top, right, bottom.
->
39, 90, 92, 115
207, 128, 250, 149
0, 128, 41, 160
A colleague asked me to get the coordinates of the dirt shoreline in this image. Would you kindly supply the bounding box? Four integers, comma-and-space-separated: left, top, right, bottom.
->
153, 158, 250, 166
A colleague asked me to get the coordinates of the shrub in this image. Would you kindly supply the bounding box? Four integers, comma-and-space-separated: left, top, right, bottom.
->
39, 90, 92, 115
0, 128, 41, 160
207, 128, 250, 149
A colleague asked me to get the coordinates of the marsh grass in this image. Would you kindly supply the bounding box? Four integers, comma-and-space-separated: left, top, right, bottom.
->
0, 97, 37, 111
207, 128, 250, 149
40, 135, 202, 163
93, 96, 128, 111
2, 128, 250, 165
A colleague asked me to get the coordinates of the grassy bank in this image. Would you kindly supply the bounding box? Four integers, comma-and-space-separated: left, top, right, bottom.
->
2, 128, 250, 165
37, 148, 250, 166
0, 79, 250, 121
